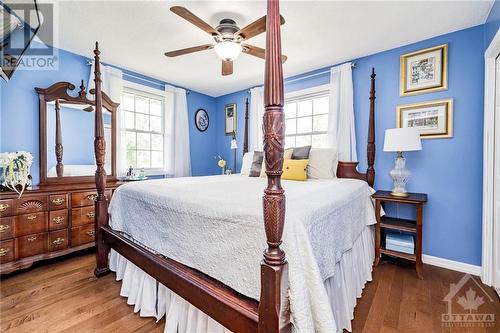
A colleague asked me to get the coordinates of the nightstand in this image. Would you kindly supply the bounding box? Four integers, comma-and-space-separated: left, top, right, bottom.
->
372, 190, 428, 279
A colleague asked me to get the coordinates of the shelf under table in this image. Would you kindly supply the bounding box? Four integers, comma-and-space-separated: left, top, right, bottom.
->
380, 216, 417, 233
380, 248, 416, 261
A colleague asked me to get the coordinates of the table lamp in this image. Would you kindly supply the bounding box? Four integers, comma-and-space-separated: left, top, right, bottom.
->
383, 128, 422, 197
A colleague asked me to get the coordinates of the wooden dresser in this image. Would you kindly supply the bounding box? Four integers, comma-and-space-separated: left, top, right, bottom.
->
0, 183, 119, 274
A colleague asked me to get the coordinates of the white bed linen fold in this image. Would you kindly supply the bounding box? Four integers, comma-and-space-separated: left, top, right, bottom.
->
108, 175, 376, 332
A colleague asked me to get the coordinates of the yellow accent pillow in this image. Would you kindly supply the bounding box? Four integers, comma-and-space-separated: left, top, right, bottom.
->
260, 148, 294, 177
282, 159, 309, 181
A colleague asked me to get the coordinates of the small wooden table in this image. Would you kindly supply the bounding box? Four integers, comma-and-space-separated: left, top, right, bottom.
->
372, 190, 428, 279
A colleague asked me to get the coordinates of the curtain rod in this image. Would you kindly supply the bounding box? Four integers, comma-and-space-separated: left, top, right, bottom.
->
285, 61, 356, 85
85, 59, 190, 94
247, 61, 356, 92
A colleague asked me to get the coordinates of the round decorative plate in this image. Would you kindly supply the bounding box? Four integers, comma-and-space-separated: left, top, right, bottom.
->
195, 108, 209, 132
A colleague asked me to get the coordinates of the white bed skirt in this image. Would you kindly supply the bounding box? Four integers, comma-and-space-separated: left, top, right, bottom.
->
108, 226, 374, 333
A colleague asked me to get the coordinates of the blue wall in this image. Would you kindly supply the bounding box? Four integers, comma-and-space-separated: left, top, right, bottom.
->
0, 44, 219, 184
213, 25, 486, 266
485, 0, 500, 47
214, 90, 249, 172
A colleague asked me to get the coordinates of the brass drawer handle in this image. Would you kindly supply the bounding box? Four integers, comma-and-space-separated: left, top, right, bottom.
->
86, 230, 95, 237
52, 237, 65, 246
52, 216, 65, 224
27, 214, 38, 221
86, 194, 97, 202
0, 225, 10, 233
27, 236, 37, 242
0, 248, 9, 256
86, 212, 95, 219
51, 198, 65, 205
0, 204, 9, 212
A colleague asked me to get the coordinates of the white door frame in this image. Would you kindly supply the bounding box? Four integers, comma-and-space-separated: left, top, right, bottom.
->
482, 28, 500, 288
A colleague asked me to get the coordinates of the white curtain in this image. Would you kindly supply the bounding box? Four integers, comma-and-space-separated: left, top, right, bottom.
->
328, 62, 357, 162
164, 86, 191, 177
249, 86, 265, 151
88, 62, 126, 176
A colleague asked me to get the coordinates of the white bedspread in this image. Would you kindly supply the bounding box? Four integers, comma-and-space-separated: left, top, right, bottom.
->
109, 175, 376, 333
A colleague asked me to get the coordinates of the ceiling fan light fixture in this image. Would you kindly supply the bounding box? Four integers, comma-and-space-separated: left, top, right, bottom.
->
214, 41, 242, 61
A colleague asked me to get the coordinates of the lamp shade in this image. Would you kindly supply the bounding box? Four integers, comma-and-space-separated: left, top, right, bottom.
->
230, 138, 238, 150
214, 41, 242, 61
383, 128, 422, 152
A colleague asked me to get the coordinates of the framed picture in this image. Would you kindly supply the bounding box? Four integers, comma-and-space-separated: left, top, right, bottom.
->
396, 99, 453, 139
224, 103, 237, 135
400, 44, 448, 96
194, 108, 209, 132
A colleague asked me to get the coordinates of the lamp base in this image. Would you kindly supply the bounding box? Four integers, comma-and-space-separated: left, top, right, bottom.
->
389, 152, 411, 198
390, 191, 409, 198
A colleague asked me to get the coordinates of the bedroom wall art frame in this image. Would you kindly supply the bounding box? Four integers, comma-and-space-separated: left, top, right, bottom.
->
400, 44, 448, 96
396, 99, 453, 139
194, 108, 209, 132
224, 103, 237, 135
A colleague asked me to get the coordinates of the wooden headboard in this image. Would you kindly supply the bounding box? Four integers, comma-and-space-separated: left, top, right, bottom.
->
241, 68, 376, 187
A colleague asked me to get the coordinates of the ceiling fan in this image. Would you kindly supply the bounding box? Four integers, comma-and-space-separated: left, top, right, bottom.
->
165, 6, 287, 76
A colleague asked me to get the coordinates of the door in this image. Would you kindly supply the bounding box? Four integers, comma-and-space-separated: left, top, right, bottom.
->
494, 54, 500, 296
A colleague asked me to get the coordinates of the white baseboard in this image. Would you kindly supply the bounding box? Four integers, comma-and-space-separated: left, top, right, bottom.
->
422, 254, 482, 276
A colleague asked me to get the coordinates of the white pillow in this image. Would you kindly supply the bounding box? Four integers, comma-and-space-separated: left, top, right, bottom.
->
240, 152, 254, 175
307, 148, 338, 179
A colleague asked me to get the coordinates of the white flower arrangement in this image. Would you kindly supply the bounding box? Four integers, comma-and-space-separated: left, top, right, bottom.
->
0, 151, 33, 198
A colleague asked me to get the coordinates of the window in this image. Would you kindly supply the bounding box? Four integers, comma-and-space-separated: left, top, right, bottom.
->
284, 88, 329, 148
122, 88, 165, 171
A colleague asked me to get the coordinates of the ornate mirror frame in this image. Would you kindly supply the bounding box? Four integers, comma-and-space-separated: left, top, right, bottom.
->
36, 81, 119, 186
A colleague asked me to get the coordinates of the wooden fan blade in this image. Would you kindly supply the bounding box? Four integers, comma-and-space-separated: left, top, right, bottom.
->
242, 44, 287, 63
235, 15, 285, 40
222, 60, 233, 76
164, 44, 213, 57
170, 6, 220, 37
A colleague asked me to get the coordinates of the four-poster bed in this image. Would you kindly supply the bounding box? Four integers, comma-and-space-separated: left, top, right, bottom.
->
92, 1, 376, 332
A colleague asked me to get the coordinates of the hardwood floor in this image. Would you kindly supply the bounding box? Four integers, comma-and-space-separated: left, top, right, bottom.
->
0, 252, 498, 332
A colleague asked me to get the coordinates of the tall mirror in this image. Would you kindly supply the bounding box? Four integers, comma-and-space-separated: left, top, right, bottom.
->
36, 81, 118, 185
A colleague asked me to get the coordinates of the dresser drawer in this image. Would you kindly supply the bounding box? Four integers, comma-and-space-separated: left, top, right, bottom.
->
15, 212, 48, 237
0, 217, 15, 240
72, 191, 97, 208
49, 209, 68, 231
71, 190, 112, 208
0, 239, 14, 263
72, 206, 95, 227
49, 229, 68, 252
49, 194, 68, 210
14, 195, 47, 215
0, 199, 13, 217
17, 232, 48, 259
71, 224, 95, 247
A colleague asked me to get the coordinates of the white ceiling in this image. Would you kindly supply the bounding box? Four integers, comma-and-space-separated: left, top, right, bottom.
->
54, 1, 493, 97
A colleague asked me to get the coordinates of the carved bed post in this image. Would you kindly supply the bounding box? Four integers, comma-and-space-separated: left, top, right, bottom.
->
243, 97, 249, 155
366, 68, 376, 187
54, 100, 64, 177
336, 68, 376, 185
258, 1, 290, 332
93, 42, 110, 277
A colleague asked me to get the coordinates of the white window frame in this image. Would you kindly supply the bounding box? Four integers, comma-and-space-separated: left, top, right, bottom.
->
284, 84, 330, 148
122, 82, 166, 176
